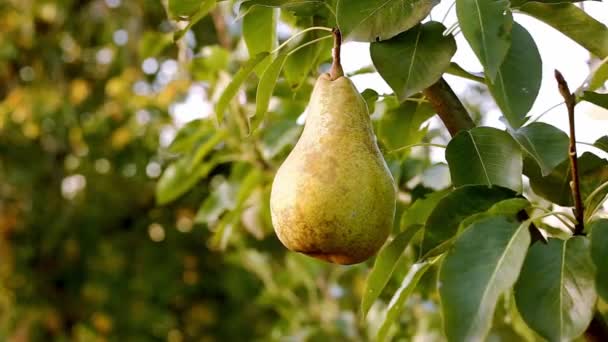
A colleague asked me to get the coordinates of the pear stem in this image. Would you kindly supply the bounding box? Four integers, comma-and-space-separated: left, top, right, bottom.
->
329, 28, 344, 80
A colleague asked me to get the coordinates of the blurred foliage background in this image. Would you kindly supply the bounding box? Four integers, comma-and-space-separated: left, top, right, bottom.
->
0, 0, 450, 340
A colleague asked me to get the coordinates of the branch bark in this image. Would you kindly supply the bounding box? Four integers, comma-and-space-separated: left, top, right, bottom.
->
554, 69, 585, 235
422, 78, 474, 136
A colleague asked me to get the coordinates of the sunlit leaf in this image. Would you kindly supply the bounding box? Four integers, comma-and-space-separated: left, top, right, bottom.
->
243, 5, 277, 73
376, 261, 434, 341
581, 91, 608, 110
215, 52, 269, 124
361, 225, 421, 318
252, 52, 288, 132
519, 3, 608, 58
336, 0, 438, 42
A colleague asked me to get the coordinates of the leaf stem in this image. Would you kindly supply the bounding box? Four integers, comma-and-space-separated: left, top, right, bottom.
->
530, 101, 565, 123
441, 1, 457, 24
270, 26, 333, 55
389, 143, 447, 154
555, 70, 585, 235
286, 35, 332, 57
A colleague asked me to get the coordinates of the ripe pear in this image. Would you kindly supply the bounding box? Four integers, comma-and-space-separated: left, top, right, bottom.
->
270, 70, 396, 265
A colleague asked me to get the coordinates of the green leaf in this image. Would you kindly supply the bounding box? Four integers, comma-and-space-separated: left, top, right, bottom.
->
518, 3, 608, 58
401, 189, 450, 229
512, 122, 569, 176
446, 127, 523, 192
581, 91, 608, 110
173, 1, 217, 41
370, 21, 456, 101
440, 216, 531, 342
524, 152, 608, 207
169, 0, 203, 17
252, 52, 288, 132
590, 219, 608, 301
168, 119, 213, 154
336, 0, 438, 42
243, 5, 277, 73
487, 197, 530, 217
361, 88, 379, 114
156, 156, 222, 205
581, 57, 608, 92
282, 32, 328, 90
419, 185, 515, 259
240, 0, 334, 17
594, 136, 608, 153
361, 225, 421, 318
376, 261, 434, 341
378, 100, 435, 151
456, 0, 513, 80
514, 237, 597, 342
139, 32, 172, 59
487, 23, 541, 129
446, 62, 485, 83
189, 130, 227, 169
215, 52, 269, 124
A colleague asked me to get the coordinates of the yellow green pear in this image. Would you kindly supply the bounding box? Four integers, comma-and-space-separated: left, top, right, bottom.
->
270, 30, 396, 265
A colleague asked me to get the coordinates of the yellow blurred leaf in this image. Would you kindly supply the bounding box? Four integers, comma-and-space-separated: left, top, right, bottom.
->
110, 126, 132, 149
70, 79, 90, 105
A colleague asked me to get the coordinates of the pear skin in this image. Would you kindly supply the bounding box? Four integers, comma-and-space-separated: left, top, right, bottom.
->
270, 73, 396, 265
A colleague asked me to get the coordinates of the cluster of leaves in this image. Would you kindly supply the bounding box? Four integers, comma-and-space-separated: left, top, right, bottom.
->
162, 0, 608, 341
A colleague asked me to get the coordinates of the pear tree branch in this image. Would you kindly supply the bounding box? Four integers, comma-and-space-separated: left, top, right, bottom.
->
554, 69, 585, 235
422, 78, 474, 136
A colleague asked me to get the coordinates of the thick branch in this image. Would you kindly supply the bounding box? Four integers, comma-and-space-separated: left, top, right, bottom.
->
554, 70, 585, 235
422, 78, 474, 136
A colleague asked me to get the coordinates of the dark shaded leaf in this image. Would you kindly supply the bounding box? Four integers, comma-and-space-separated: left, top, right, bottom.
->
446, 127, 523, 192
440, 216, 530, 341
419, 185, 516, 259
590, 219, 608, 301
371, 21, 456, 101
515, 237, 597, 342
456, 0, 513, 80
487, 23, 542, 129
512, 122, 569, 176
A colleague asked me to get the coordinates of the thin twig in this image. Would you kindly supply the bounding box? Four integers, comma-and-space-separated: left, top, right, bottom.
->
554, 70, 585, 235
211, 8, 231, 49
329, 28, 344, 80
